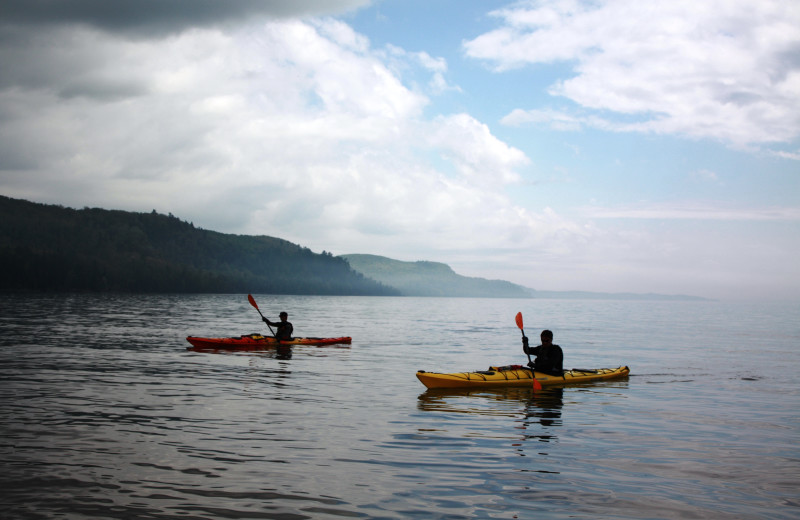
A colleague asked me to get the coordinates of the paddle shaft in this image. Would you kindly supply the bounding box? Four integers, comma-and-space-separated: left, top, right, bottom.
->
516, 312, 532, 364
515, 312, 541, 391
248, 294, 276, 337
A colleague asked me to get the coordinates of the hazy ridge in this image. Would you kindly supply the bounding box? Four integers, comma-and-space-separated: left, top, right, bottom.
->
341, 253, 709, 301
340, 254, 532, 298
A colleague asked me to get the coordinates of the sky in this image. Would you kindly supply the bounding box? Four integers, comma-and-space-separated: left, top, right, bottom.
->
1, 0, 798, 302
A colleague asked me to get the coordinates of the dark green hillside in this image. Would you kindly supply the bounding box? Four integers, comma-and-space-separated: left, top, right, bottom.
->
340, 254, 532, 298
0, 195, 398, 295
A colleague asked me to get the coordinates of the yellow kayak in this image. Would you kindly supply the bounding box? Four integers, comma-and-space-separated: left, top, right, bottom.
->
416, 365, 630, 389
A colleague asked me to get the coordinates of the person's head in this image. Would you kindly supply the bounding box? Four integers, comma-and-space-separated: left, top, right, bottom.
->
279, 311, 288, 321
540, 329, 553, 344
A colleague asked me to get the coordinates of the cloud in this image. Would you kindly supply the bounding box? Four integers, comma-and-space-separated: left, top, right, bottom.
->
502, 108, 593, 132
427, 113, 528, 185
773, 149, 800, 161
465, 0, 800, 147
384, 44, 462, 95
0, 0, 372, 36
581, 203, 800, 221
689, 169, 720, 183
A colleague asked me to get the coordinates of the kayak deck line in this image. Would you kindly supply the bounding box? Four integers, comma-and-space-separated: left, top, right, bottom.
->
416, 365, 630, 389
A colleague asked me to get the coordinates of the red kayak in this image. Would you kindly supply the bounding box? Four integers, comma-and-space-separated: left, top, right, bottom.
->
186, 333, 352, 351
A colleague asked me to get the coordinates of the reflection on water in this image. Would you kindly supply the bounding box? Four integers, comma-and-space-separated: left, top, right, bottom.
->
523, 388, 563, 430
418, 387, 565, 449
187, 343, 353, 359
418, 386, 560, 411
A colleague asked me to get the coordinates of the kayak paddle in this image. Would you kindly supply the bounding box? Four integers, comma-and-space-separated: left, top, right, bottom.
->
247, 294, 275, 337
515, 312, 542, 391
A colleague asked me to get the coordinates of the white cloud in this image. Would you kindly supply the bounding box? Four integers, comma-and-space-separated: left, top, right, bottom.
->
465, 0, 800, 147
427, 113, 529, 185
502, 108, 587, 132
383, 44, 462, 95
689, 169, 720, 183
581, 203, 800, 221
773, 149, 800, 161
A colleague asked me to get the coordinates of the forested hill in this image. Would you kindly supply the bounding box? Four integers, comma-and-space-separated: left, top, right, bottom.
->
0, 196, 398, 295
340, 254, 533, 298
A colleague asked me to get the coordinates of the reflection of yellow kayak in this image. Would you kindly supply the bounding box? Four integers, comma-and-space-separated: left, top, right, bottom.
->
416, 365, 630, 389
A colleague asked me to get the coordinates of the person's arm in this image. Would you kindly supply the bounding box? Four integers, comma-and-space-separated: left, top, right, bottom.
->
523, 337, 540, 368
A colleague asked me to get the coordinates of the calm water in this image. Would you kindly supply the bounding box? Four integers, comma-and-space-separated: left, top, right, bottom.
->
1, 294, 799, 519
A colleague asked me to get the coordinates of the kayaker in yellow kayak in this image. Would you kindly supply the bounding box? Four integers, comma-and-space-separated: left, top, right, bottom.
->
263, 311, 294, 341
522, 330, 563, 375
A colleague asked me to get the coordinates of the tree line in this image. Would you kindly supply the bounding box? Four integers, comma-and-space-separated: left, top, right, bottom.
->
0, 195, 399, 295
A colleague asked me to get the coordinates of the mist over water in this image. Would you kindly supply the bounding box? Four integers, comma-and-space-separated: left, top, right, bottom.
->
1, 294, 798, 519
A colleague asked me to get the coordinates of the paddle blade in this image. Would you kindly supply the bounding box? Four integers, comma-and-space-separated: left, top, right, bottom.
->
515, 312, 524, 330
532, 377, 542, 391
247, 294, 259, 310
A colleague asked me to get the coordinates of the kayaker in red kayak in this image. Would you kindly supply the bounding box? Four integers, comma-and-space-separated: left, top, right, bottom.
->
263, 311, 293, 341
522, 330, 563, 376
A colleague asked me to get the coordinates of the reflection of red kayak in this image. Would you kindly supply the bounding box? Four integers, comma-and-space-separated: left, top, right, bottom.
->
186, 333, 352, 350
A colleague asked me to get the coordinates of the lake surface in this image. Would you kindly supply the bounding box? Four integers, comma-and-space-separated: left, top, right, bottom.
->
1, 294, 799, 519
